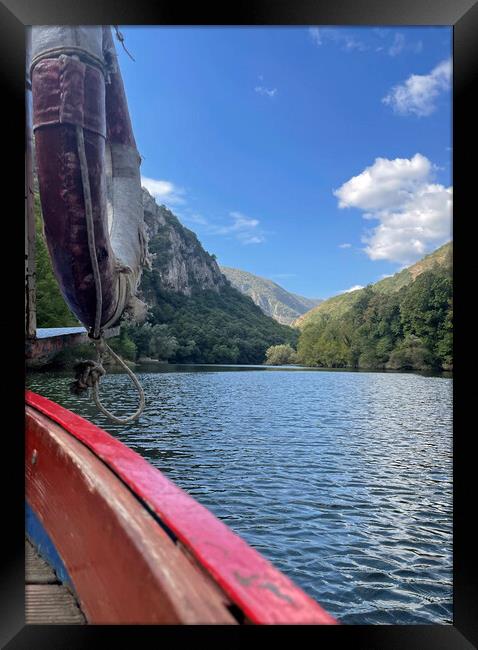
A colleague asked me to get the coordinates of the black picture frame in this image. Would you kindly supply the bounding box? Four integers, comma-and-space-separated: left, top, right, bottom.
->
1, 0, 476, 647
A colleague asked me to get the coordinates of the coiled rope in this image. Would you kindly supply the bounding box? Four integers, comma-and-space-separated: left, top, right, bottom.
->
70, 119, 145, 423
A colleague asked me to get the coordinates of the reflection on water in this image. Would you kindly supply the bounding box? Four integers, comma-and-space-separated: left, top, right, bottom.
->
26, 364, 453, 624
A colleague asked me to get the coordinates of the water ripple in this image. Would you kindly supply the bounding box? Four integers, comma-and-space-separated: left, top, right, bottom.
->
27, 366, 452, 624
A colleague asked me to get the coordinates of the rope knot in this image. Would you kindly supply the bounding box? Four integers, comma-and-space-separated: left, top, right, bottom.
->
69, 360, 106, 396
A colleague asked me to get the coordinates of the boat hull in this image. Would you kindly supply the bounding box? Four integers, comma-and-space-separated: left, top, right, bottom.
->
25, 391, 337, 625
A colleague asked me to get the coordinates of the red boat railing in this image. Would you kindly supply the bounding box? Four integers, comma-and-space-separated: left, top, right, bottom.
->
26, 390, 338, 625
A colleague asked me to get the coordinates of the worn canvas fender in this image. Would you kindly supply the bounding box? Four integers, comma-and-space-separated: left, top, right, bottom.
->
30, 26, 148, 330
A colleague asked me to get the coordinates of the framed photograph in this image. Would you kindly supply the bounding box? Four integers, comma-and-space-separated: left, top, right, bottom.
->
1, 0, 476, 647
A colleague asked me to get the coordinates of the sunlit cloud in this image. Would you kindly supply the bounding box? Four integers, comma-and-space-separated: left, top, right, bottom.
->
255, 85, 277, 98
334, 153, 452, 265
308, 27, 368, 52
341, 285, 364, 294
213, 211, 266, 245
141, 176, 186, 206
309, 27, 422, 57
382, 58, 451, 117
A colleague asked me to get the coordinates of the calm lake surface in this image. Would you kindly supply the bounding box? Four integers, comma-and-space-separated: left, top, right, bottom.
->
26, 364, 453, 624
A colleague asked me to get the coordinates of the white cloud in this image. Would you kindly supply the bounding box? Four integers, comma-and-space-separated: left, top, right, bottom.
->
308, 27, 368, 52
214, 211, 265, 245
181, 209, 266, 245
334, 154, 452, 265
338, 243, 352, 248
382, 58, 451, 117
183, 213, 209, 226
341, 285, 364, 294
255, 85, 277, 98
335, 153, 432, 211
309, 27, 322, 46
388, 33, 405, 56
141, 176, 186, 205
387, 32, 422, 57
243, 235, 265, 244
216, 212, 259, 233
309, 27, 423, 56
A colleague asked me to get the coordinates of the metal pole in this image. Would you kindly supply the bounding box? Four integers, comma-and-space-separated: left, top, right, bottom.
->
25, 27, 36, 339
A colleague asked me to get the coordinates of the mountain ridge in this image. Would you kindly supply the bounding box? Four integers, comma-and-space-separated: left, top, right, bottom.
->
294, 242, 452, 329
220, 266, 322, 325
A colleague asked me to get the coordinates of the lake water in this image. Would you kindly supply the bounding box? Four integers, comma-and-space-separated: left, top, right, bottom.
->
26, 364, 453, 624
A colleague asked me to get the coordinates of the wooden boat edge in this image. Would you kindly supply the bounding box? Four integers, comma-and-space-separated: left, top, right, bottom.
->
26, 390, 338, 625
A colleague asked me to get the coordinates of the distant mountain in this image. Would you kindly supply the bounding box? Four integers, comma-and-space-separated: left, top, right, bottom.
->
220, 266, 322, 325
294, 242, 452, 329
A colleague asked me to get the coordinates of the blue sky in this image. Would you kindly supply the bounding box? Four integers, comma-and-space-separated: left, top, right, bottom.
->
116, 26, 452, 299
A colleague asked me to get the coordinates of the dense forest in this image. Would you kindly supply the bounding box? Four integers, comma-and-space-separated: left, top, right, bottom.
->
296, 263, 452, 371
128, 271, 298, 365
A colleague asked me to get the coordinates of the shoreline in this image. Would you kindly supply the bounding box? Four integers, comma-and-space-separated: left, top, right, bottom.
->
27, 361, 452, 379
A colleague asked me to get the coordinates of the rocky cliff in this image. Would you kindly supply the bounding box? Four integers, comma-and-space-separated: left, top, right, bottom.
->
141, 188, 227, 297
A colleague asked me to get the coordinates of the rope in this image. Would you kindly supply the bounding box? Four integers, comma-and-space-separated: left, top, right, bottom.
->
113, 26, 135, 61
76, 125, 102, 340
73, 121, 145, 423
69, 341, 145, 424
93, 339, 145, 424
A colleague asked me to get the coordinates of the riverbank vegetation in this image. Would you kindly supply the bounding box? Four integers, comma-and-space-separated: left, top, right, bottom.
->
296, 264, 452, 372
264, 344, 298, 365
122, 284, 298, 365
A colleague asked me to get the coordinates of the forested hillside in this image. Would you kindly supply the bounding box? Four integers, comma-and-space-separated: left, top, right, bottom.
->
296, 243, 452, 372
294, 243, 452, 328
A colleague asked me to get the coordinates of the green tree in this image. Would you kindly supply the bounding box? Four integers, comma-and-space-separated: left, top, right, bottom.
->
297, 315, 353, 368
108, 328, 137, 361
264, 344, 297, 365
149, 324, 179, 361
386, 335, 435, 371
124, 322, 154, 358
35, 195, 79, 328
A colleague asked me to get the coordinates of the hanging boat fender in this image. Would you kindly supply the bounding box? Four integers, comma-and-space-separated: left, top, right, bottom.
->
30, 26, 149, 332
